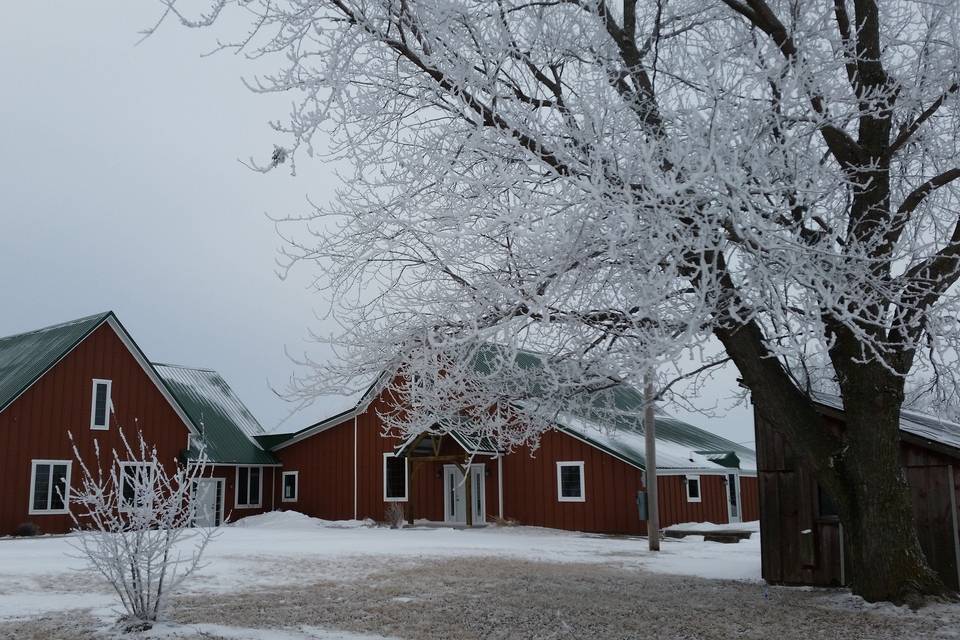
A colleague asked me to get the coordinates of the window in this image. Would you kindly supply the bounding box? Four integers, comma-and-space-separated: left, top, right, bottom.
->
29, 460, 72, 514
90, 379, 112, 430
282, 471, 299, 503
236, 466, 262, 508
556, 461, 585, 502
818, 485, 839, 518
119, 462, 155, 511
685, 475, 702, 502
383, 453, 408, 502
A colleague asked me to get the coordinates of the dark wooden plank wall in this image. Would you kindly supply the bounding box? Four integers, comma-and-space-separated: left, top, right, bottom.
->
0, 324, 193, 535
756, 407, 960, 589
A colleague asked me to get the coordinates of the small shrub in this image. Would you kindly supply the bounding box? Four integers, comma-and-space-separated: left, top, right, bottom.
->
490, 515, 519, 527
385, 503, 406, 529
14, 522, 40, 537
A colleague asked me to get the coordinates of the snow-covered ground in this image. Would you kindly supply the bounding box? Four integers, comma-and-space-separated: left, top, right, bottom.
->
2, 515, 958, 639
0, 511, 760, 622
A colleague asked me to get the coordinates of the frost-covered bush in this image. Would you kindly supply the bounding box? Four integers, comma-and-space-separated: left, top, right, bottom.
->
68, 430, 218, 630
385, 503, 406, 529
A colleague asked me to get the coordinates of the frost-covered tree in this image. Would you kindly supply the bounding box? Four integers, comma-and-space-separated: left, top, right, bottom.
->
69, 430, 218, 630
151, 0, 960, 602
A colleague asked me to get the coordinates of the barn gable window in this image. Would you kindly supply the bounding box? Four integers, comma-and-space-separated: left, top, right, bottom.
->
383, 453, 408, 502
90, 379, 112, 430
282, 471, 299, 502
685, 475, 702, 502
119, 462, 155, 511
556, 461, 585, 502
236, 466, 262, 508
29, 460, 72, 514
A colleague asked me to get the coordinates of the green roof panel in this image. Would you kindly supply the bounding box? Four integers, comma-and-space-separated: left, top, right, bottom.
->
153, 364, 278, 465
0, 312, 111, 413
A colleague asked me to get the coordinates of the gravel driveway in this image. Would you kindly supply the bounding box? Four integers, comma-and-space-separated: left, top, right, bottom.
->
3, 557, 957, 639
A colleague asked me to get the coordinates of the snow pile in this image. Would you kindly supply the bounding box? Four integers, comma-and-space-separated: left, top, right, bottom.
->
665, 520, 760, 533
230, 510, 373, 530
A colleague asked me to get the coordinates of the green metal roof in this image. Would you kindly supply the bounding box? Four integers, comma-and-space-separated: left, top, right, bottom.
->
153, 364, 279, 466
0, 312, 111, 414
474, 344, 757, 471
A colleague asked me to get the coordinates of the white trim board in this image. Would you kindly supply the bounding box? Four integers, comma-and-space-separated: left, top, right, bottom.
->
28, 459, 73, 515
556, 461, 586, 502
281, 470, 299, 503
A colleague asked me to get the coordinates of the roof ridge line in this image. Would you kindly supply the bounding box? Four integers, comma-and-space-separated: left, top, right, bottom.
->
0, 311, 112, 343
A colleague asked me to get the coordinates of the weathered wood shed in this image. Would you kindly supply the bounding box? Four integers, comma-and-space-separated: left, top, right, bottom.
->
755, 392, 960, 590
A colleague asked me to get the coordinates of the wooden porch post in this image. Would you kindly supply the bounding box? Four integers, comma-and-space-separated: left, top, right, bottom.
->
464, 462, 474, 528
407, 459, 417, 526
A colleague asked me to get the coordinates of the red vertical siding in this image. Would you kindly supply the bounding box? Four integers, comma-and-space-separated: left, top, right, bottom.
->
740, 475, 760, 522
269, 417, 356, 521
0, 324, 193, 535
656, 474, 730, 527
501, 429, 646, 535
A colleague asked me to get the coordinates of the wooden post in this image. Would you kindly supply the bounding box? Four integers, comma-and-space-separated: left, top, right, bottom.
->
645, 370, 660, 551
407, 460, 417, 526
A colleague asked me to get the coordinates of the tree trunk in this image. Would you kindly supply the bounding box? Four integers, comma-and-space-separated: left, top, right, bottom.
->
830, 363, 944, 603
714, 320, 946, 603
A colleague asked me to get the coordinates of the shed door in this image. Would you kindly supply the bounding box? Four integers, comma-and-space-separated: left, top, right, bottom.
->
906, 465, 960, 590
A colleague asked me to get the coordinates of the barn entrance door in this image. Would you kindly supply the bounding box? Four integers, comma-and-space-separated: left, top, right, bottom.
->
192, 478, 224, 527
443, 465, 486, 525
726, 474, 741, 524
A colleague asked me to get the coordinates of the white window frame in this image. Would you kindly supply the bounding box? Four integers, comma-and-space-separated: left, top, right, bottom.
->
281, 471, 299, 503
383, 453, 408, 502
28, 460, 73, 515
90, 378, 112, 430
118, 461, 156, 512
556, 461, 586, 503
235, 465, 263, 509
685, 474, 702, 503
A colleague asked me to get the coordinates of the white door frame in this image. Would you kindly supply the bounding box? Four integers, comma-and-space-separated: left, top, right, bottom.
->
726, 473, 741, 524
192, 477, 225, 527
443, 465, 486, 525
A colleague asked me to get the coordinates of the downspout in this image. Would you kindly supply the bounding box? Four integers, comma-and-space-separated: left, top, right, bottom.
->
353, 415, 358, 520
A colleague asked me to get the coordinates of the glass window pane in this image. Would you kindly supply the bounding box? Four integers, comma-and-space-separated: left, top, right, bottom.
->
33, 464, 51, 511
122, 466, 137, 506
238, 467, 249, 505
284, 474, 296, 499
385, 457, 406, 499
688, 478, 700, 499
560, 466, 581, 498
94, 383, 108, 426
250, 467, 261, 504
50, 464, 68, 510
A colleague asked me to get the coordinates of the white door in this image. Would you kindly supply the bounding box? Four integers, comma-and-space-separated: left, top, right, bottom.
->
193, 478, 223, 527
443, 465, 486, 525
726, 474, 741, 524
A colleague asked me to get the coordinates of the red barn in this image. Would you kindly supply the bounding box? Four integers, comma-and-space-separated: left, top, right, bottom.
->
0, 313, 280, 535
259, 376, 759, 535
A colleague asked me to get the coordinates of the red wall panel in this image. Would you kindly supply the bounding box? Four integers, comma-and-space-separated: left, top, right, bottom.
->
0, 324, 193, 535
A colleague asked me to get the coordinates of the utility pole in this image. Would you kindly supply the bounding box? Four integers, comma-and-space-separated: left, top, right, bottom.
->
644, 369, 660, 551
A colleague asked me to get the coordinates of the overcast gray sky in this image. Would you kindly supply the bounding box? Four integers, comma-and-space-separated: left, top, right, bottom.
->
0, 2, 755, 445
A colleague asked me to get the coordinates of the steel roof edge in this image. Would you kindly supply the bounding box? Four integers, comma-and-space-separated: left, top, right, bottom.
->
0, 312, 111, 415
269, 374, 386, 451
104, 315, 202, 438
